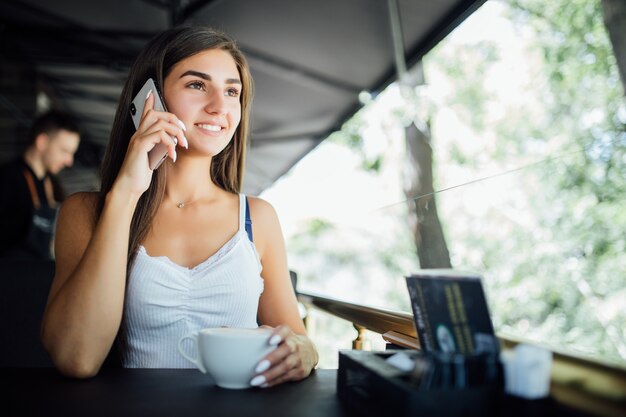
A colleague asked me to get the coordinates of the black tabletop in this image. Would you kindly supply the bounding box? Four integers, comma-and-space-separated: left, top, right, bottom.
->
2, 366, 594, 417
3, 368, 348, 417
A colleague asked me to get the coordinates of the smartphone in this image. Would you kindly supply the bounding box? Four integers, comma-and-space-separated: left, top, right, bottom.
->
130, 78, 173, 170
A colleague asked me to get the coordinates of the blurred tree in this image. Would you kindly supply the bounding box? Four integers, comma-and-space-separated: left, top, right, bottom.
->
403, 121, 451, 268
601, 0, 626, 91
333, 78, 453, 268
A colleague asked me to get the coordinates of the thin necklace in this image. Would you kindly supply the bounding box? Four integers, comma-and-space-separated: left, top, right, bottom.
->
172, 194, 206, 208
176, 198, 203, 208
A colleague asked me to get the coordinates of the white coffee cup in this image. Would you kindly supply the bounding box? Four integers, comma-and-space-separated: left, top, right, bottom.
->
178, 327, 276, 389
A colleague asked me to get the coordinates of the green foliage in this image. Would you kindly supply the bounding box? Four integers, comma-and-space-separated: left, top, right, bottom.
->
305, 218, 334, 237
329, 113, 367, 150
329, 112, 385, 173
429, 0, 626, 363
429, 40, 500, 133
287, 204, 419, 313
286, 0, 626, 366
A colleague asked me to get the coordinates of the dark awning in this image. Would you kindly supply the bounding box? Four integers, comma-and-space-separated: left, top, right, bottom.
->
0, 0, 485, 194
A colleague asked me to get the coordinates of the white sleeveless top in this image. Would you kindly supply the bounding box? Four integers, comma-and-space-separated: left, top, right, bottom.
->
119, 194, 264, 368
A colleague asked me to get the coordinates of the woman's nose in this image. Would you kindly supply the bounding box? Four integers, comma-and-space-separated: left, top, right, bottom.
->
204, 89, 227, 115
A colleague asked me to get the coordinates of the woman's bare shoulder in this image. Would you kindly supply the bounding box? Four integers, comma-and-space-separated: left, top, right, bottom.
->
246, 195, 282, 232
64, 191, 99, 205
245, 196, 284, 255
246, 195, 277, 218
53, 192, 100, 279
59, 191, 100, 230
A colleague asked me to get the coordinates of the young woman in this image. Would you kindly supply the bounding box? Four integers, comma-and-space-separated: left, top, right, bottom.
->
41, 26, 318, 387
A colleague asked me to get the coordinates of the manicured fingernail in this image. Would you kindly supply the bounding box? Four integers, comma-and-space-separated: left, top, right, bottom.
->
182, 135, 188, 149
173, 150, 177, 163
255, 359, 270, 373
250, 375, 266, 386
177, 120, 187, 131
146, 90, 152, 100
269, 335, 282, 346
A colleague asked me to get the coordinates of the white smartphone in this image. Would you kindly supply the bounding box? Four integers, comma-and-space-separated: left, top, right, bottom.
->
130, 78, 173, 170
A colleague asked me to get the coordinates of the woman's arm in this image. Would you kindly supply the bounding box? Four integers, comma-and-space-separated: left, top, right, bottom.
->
41, 190, 139, 378
252, 197, 319, 387
41, 93, 185, 378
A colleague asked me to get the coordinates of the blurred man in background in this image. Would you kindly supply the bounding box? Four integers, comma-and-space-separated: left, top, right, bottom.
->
0, 110, 80, 260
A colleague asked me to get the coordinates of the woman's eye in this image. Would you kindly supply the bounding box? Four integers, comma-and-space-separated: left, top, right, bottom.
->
226, 88, 240, 97
188, 81, 205, 90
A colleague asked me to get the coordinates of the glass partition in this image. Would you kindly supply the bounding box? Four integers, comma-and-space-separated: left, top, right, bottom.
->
261, 0, 626, 369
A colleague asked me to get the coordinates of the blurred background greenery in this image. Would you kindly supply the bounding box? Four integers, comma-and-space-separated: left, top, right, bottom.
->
263, 0, 625, 368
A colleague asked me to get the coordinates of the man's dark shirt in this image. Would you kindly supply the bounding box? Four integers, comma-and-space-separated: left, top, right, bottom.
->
0, 158, 59, 260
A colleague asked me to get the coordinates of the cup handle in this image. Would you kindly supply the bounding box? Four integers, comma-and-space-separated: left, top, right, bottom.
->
177, 334, 207, 373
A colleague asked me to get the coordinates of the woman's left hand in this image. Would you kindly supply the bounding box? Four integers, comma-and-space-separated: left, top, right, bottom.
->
250, 325, 318, 388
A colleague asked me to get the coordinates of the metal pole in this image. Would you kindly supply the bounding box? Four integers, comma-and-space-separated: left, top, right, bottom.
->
387, 0, 408, 82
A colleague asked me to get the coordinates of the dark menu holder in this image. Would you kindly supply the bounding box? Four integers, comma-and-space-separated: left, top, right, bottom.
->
405, 270, 500, 355
337, 350, 503, 417
338, 270, 506, 416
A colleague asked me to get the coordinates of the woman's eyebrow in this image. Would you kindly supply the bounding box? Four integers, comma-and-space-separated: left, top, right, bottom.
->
179, 70, 241, 85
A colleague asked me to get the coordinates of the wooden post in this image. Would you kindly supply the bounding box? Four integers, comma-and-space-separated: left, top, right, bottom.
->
352, 324, 371, 351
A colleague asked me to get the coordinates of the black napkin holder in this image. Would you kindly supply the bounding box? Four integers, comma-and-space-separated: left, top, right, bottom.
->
337, 349, 503, 417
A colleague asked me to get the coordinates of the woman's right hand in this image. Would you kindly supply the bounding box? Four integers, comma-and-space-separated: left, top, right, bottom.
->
112, 90, 189, 198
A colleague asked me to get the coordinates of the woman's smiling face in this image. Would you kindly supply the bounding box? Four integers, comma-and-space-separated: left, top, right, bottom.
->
163, 48, 242, 157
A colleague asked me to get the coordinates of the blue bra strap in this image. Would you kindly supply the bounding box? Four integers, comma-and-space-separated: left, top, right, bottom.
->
245, 197, 253, 242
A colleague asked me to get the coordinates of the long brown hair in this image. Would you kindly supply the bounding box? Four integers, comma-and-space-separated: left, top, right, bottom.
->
97, 26, 254, 270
